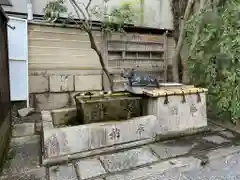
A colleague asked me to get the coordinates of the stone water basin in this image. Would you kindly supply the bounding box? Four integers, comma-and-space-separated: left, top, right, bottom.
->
75, 92, 142, 124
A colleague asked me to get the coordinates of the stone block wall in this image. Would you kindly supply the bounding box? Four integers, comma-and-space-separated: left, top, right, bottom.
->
28, 24, 103, 110
29, 70, 102, 111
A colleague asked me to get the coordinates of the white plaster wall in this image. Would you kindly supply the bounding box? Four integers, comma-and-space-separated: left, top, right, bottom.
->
2, 0, 173, 30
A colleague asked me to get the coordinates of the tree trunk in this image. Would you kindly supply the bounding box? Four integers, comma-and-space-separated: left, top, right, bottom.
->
87, 30, 114, 92
172, 0, 195, 83
69, 0, 114, 92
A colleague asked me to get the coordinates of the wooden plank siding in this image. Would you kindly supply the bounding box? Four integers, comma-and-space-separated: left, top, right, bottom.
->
104, 32, 176, 91
28, 24, 102, 70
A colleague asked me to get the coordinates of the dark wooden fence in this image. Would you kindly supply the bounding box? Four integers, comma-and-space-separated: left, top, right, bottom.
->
0, 7, 10, 126
0, 6, 11, 165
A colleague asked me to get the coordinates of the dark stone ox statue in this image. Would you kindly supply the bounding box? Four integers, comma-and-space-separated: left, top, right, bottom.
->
121, 68, 160, 88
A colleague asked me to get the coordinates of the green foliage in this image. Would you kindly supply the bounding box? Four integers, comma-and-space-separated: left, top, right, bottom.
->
185, 0, 240, 122
43, 0, 140, 32
103, 0, 141, 32
43, 0, 67, 22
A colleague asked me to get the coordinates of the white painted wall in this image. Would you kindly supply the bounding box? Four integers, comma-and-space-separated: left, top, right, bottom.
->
7, 17, 29, 104
2, 0, 173, 30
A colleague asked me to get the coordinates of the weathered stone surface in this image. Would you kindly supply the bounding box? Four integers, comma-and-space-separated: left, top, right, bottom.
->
70, 91, 100, 105
220, 131, 235, 138
0, 167, 45, 180
202, 135, 230, 144
1, 141, 41, 176
43, 115, 157, 158
105, 157, 201, 180
208, 123, 226, 132
29, 75, 49, 93
206, 146, 240, 160
145, 92, 207, 134
100, 147, 158, 172
124, 169, 187, 180
41, 111, 52, 122
49, 164, 77, 180
11, 135, 40, 146
150, 141, 197, 159
35, 93, 70, 110
75, 75, 102, 91
77, 95, 142, 124
183, 152, 240, 180
49, 75, 74, 92
21, 112, 42, 123
42, 121, 54, 130
52, 107, 77, 126
18, 107, 35, 117
12, 123, 35, 137
76, 158, 106, 179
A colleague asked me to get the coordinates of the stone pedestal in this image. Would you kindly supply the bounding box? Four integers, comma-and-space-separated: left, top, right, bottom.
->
142, 86, 208, 133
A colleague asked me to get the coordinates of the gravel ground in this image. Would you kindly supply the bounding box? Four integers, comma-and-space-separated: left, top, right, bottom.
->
11, 101, 26, 125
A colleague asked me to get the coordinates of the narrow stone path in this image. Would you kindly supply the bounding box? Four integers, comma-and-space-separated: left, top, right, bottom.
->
0, 112, 43, 180
1, 121, 240, 180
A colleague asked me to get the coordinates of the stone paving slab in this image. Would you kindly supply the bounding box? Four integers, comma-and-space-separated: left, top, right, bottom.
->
76, 158, 106, 179
202, 135, 230, 144
49, 163, 77, 180
113, 149, 240, 180
12, 123, 35, 137
0, 167, 45, 180
150, 140, 198, 159
11, 135, 40, 146
183, 152, 240, 180
100, 147, 159, 173
220, 131, 235, 138
105, 156, 201, 180
206, 146, 240, 160
2, 141, 41, 176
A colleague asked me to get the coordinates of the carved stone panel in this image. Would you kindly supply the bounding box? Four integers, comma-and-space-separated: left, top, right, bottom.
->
44, 115, 157, 158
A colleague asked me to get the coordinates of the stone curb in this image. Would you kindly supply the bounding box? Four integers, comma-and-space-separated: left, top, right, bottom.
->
208, 119, 240, 134
42, 138, 155, 167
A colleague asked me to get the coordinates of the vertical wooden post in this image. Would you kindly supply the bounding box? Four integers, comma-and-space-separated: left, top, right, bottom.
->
163, 30, 168, 82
